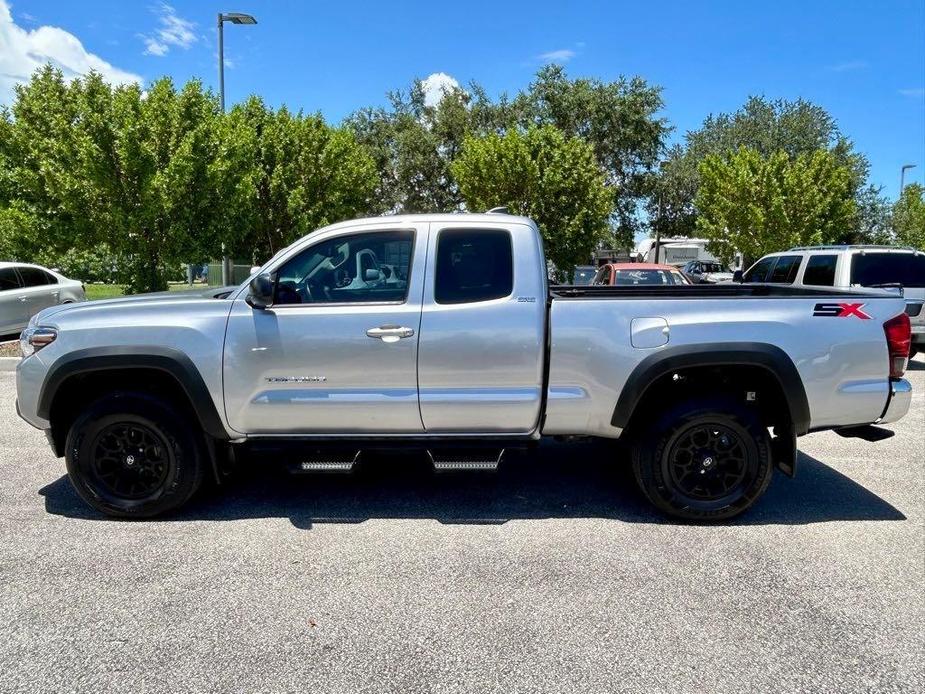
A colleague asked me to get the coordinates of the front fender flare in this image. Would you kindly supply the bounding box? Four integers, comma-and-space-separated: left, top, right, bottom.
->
37, 345, 229, 441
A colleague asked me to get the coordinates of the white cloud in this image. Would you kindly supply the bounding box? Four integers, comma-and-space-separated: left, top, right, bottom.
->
537, 48, 575, 63
898, 87, 924, 99
420, 72, 460, 107
0, 0, 142, 104
141, 3, 196, 57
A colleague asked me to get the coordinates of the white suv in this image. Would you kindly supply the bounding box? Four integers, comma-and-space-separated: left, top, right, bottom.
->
739, 246, 925, 357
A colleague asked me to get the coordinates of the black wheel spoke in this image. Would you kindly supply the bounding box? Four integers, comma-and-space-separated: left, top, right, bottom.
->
668, 422, 749, 501
88, 422, 171, 500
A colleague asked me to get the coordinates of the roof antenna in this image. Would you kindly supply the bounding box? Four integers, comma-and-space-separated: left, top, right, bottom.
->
486, 206, 509, 214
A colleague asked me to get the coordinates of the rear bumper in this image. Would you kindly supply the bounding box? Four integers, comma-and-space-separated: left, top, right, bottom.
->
879, 378, 912, 424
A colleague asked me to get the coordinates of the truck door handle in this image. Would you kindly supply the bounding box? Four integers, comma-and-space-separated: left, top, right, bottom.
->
18, 295, 28, 302
366, 325, 415, 343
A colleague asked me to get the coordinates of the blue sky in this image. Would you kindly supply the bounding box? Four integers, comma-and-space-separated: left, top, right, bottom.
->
2, 0, 923, 200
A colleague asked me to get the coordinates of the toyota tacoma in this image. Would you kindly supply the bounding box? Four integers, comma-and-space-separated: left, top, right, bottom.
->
15, 214, 914, 520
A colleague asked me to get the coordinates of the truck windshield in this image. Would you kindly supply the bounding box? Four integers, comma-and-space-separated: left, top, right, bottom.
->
850, 253, 925, 288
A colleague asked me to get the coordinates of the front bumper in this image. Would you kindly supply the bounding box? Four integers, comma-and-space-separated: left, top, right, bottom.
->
879, 378, 912, 424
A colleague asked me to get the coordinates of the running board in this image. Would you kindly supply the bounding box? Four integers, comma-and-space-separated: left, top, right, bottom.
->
291, 449, 361, 473
427, 448, 505, 472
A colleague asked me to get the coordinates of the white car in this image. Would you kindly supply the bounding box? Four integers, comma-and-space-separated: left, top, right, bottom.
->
0, 262, 86, 336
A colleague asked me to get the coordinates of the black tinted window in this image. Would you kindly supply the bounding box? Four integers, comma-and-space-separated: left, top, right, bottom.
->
274, 230, 414, 305
850, 253, 925, 288
0, 268, 22, 290
17, 266, 51, 287
743, 257, 775, 283
802, 255, 837, 286
768, 255, 802, 284
435, 229, 513, 304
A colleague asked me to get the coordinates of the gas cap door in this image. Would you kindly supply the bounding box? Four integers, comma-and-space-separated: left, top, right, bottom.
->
631, 317, 669, 349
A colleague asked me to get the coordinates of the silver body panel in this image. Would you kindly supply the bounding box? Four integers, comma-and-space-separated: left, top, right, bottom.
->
222, 220, 429, 434
544, 293, 902, 437
15, 214, 911, 442
416, 221, 546, 433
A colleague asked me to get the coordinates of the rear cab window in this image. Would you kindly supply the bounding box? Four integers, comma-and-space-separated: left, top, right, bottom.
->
850, 252, 925, 289
435, 229, 514, 304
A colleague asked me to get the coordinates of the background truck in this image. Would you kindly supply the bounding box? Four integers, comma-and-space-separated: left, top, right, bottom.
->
16, 214, 913, 521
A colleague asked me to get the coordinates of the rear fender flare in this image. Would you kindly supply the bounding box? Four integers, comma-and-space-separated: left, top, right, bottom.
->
611, 342, 811, 436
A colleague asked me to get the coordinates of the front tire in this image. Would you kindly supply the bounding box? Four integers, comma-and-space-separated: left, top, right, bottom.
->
631, 398, 773, 521
65, 392, 206, 518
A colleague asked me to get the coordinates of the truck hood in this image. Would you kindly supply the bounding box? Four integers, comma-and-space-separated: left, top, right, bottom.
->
32, 285, 239, 325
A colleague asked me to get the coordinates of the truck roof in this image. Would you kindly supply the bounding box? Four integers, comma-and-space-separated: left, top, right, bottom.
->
317, 212, 536, 234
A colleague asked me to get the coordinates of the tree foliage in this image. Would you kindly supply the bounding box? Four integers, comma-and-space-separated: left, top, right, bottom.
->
452, 125, 612, 278
652, 96, 869, 239
893, 183, 925, 250
0, 66, 376, 291
347, 66, 666, 248
695, 147, 856, 264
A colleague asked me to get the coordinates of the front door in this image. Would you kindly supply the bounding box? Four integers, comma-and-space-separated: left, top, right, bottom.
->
223, 223, 427, 435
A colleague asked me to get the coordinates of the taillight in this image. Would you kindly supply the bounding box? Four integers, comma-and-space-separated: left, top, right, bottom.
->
883, 313, 911, 379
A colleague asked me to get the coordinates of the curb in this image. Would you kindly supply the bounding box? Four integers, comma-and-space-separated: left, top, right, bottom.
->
0, 357, 20, 372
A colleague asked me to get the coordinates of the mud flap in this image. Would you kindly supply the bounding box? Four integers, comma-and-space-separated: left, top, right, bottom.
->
772, 424, 797, 478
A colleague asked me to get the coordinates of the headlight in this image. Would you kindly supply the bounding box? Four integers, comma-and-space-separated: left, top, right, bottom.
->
19, 327, 57, 357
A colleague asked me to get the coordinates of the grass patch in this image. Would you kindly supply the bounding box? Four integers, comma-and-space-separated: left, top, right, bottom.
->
84, 283, 207, 301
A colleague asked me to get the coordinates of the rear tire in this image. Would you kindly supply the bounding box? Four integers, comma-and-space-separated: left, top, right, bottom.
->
65, 392, 206, 518
631, 397, 773, 521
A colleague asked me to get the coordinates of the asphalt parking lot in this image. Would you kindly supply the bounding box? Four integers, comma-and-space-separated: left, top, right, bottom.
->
0, 358, 922, 693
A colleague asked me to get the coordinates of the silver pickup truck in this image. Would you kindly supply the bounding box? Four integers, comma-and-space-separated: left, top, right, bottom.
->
15, 214, 914, 520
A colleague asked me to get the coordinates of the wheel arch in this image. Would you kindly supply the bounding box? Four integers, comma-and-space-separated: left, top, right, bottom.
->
612, 343, 811, 437
39, 346, 229, 457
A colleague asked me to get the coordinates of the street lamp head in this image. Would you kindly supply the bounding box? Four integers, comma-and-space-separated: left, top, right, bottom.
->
902, 164, 917, 171
223, 12, 257, 24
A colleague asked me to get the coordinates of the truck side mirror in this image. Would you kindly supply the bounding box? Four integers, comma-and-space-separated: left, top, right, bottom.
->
246, 272, 274, 309
732, 270, 744, 283
363, 268, 381, 282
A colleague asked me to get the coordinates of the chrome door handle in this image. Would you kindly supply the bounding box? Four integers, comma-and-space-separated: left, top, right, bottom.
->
17, 295, 27, 302
366, 325, 415, 343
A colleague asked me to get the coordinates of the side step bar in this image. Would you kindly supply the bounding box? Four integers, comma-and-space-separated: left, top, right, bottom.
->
285, 447, 507, 474
427, 448, 505, 472
293, 450, 361, 473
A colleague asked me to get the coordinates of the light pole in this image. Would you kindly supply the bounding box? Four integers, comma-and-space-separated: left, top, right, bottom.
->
217, 12, 257, 284
900, 164, 917, 193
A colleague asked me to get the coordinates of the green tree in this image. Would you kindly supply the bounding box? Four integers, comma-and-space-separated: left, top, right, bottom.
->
513, 65, 668, 246
452, 126, 613, 278
217, 97, 378, 260
347, 66, 667, 248
893, 183, 925, 250
695, 147, 856, 265
347, 80, 506, 215
652, 96, 869, 238
68, 76, 221, 292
